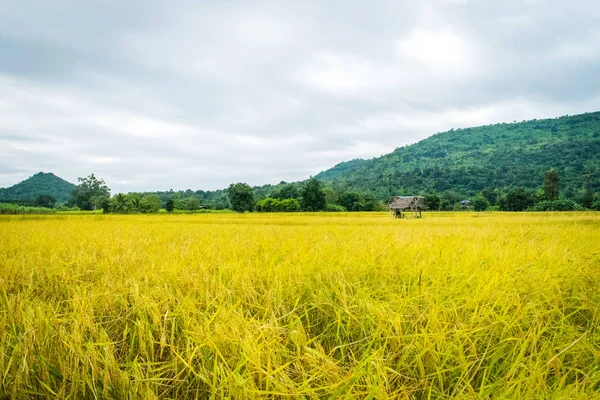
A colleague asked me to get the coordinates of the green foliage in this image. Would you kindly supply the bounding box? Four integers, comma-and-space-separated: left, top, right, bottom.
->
256, 197, 300, 212
316, 112, 600, 198
271, 184, 299, 200
499, 188, 536, 211
439, 191, 461, 211
183, 196, 202, 211
140, 194, 162, 214
70, 174, 111, 211
323, 187, 339, 204
165, 199, 174, 213
577, 188, 594, 208
324, 203, 346, 212
0, 172, 75, 203
228, 183, 254, 213
338, 192, 361, 211
592, 200, 600, 211
300, 178, 326, 211
531, 199, 584, 211
543, 170, 560, 200
423, 194, 441, 211
0, 203, 56, 214
109, 193, 130, 213
472, 193, 490, 211
35, 195, 57, 208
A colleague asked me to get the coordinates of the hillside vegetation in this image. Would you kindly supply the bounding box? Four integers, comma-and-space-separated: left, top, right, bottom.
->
316, 112, 600, 198
0, 172, 75, 203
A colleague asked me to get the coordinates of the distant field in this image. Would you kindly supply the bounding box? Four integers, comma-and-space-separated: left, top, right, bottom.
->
0, 212, 599, 398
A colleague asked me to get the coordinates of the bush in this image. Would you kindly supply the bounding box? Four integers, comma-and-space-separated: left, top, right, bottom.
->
531, 199, 584, 211
256, 198, 300, 212
324, 204, 346, 212
590, 200, 600, 211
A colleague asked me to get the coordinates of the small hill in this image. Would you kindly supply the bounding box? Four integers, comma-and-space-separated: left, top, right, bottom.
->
0, 172, 75, 203
315, 111, 600, 198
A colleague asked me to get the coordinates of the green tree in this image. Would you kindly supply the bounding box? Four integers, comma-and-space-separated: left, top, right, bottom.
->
281, 198, 300, 212
500, 188, 535, 211
184, 196, 202, 211
109, 193, 130, 213
472, 193, 490, 211
273, 184, 299, 200
339, 192, 361, 211
423, 194, 441, 211
578, 187, 594, 209
165, 199, 174, 213
300, 178, 326, 211
543, 170, 560, 200
70, 174, 111, 210
228, 183, 254, 213
140, 194, 161, 213
35, 195, 56, 208
323, 186, 339, 205
127, 193, 142, 212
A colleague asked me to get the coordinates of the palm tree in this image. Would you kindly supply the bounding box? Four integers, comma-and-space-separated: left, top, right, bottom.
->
109, 193, 130, 213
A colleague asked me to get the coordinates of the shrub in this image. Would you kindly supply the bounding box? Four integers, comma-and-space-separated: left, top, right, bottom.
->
325, 204, 346, 212
590, 200, 600, 211
531, 199, 584, 211
256, 197, 300, 212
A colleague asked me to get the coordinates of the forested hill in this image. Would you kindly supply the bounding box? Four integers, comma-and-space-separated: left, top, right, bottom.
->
0, 172, 75, 203
316, 111, 600, 198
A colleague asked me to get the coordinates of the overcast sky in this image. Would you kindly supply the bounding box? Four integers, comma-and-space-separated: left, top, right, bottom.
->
1, 0, 599, 191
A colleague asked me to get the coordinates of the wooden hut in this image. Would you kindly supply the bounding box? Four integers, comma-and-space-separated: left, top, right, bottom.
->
388, 196, 425, 218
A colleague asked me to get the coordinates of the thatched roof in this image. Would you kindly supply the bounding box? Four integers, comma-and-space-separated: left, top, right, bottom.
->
388, 196, 425, 210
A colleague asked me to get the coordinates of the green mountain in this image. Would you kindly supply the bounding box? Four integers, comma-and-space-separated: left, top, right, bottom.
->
0, 172, 75, 203
315, 111, 600, 198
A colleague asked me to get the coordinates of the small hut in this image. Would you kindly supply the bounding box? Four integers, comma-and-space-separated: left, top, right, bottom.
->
388, 196, 425, 218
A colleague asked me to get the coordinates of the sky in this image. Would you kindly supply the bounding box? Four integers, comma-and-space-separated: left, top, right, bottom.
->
1, 0, 599, 192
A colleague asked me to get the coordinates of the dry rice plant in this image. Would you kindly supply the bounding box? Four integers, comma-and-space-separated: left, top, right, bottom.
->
0, 212, 599, 398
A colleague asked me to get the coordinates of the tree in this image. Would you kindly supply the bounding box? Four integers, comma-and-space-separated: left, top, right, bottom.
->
499, 188, 535, 211
300, 178, 326, 211
472, 193, 490, 211
140, 194, 161, 213
578, 187, 594, 209
127, 193, 142, 212
109, 193, 130, 213
323, 187, 339, 205
70, 174, 111, 210
184, 196, 202, 211
35, 195, 56, 208
480, 187, 499, 206
165, 199, 174, 213
228, 183, 254, 213
423, 194, 441, 211
339, 192, 361, 211
273, 184, 299, 200
543, 169, 560, 200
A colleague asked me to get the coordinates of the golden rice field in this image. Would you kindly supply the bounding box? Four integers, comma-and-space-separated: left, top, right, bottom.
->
0, 212, 599, 399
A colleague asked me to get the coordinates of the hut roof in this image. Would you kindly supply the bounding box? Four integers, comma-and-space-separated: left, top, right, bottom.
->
388, 196, 425, 210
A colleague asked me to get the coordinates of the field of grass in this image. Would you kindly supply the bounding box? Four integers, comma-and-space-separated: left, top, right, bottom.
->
0, 212, 599, 398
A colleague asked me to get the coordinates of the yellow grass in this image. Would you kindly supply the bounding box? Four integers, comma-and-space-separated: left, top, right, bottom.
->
0, 212, 599, 398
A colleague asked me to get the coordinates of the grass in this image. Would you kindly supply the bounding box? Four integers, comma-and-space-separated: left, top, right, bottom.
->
0, 203, 56, 214
0, 212, 599, 398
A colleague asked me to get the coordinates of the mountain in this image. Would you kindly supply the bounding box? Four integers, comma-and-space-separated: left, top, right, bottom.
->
315, 111, 600, 198
0, 172, 76, 203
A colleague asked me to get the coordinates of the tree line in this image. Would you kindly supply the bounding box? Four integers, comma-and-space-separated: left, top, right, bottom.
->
53, 168, 599, 214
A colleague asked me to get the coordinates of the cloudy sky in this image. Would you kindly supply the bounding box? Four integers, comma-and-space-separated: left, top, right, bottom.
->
1, 0, 599, 191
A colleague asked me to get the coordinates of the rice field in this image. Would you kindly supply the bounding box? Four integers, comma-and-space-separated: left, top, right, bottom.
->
0, 212, 599, 398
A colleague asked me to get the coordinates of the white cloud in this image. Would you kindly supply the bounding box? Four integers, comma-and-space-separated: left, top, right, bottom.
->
0, 0, 598, 191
